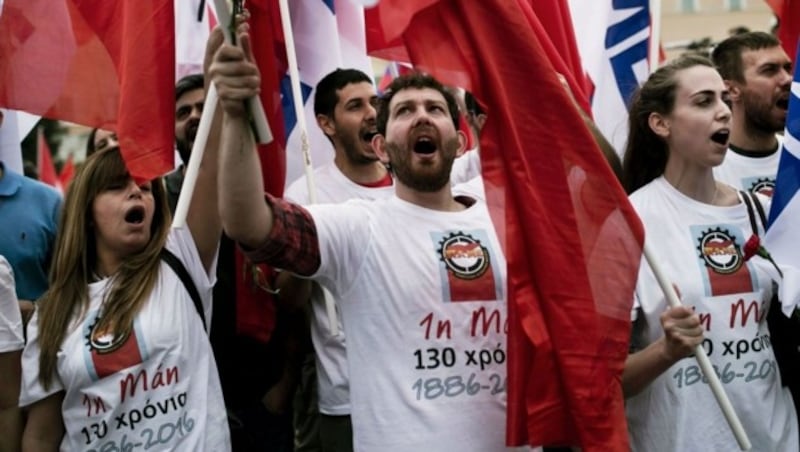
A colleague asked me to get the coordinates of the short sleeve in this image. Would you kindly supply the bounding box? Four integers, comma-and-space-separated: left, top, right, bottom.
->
307, 201, 373, 298
19, 309, 64, 407
0, 256, 23, 352
165, 226, 218, 318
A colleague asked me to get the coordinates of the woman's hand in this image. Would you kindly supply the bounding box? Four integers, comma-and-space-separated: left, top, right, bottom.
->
659, 305, 705, 362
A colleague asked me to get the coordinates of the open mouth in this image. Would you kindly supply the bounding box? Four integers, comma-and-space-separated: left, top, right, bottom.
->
187, 120, 200, 142
710, 129, 730, 145
414, 137, 437, 154
362, 130, 377, 142
124, 206, 145, 224
776, 97, 790, 110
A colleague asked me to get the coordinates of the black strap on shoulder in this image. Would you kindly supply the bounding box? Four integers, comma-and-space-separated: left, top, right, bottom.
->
751, 192, 768, 230
740, 190, 765, 237
160, 248, 207, 332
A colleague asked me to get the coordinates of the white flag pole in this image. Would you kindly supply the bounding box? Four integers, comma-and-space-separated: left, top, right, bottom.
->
278, 0, 339, 336
172, 86, 218, 229
644, 243, 751, 450
174, 0, 273, 229
277, 0, 318, 205
214, 0, 272, 144
648, 0, 662, 72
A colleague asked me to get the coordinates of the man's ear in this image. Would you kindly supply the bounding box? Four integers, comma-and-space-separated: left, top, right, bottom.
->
473, 113, 487, 134
316, 114, 336, 138
455, 130, 467, 158
372, 134, 390, 165
725, 80, 742, 103
648, 112, 670, 139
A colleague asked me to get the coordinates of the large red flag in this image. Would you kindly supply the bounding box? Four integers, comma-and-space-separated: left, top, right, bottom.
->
232, 0, 288, 342
766, 0, 800, 60
367, 1, 644, 450
0, 0, 175, 182
527, 0, 592, 114
367, 0, 591, 118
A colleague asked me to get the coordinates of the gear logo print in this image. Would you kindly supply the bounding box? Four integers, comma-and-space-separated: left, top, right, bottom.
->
437, 232, 489, 280
697, 227, 742, 274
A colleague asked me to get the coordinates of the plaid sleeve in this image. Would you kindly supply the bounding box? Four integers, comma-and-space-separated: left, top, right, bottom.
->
240, 194, 321, 276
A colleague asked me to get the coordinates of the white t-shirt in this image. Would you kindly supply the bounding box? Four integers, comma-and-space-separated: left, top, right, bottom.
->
626, 177, 797, 452
714, 137, 782, 196
20, 227, 230, 452
450, 148, 482, 185
452, 175, 485, 201
307, 195, 514, 452
0, 255, 24, 353
285, 162, 393, 415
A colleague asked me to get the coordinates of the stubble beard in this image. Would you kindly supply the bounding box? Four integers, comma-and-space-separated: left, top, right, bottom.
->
743, 91, 785, 134
341, 132, 379, 166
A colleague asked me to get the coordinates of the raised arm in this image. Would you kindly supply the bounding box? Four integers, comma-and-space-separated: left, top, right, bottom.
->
188, 27, 225, 272
211, 30, 274, 249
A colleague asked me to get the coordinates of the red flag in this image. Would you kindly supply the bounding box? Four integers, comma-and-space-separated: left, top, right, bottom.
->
367, 1, 644, 450
766, 0, 800, 60
0, 0, 175, 182
527, 0, 592, 114
37, 128, 62, 193
59, 153, 75, 192
233, 0, 288, 342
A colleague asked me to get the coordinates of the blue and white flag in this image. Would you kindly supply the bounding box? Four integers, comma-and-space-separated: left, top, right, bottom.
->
567, 0, 652, 157
765, 43, 800, 314
282, 0, 373, 187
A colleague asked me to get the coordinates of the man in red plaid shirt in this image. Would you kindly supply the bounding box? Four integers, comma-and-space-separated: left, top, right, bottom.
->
212, 28, 518, 452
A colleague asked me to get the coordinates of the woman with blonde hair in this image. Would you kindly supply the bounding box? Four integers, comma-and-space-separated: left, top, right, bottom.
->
19, 139, 226, 450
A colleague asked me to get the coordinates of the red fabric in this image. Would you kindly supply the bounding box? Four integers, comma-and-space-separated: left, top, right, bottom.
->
528, 0, 592, 115
766, 0, 800, 60
37, 128, 61, 192
0, 0, 175, 183
367, 1, 644, 449
59, 153, 75, 192
234, 0, 288, 342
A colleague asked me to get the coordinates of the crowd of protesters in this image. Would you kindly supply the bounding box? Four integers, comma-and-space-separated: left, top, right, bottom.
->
0, 10, 796, 452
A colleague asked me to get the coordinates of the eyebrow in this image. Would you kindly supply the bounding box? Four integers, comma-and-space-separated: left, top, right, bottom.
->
391, 99, 413, 112
690, 89, 727, 97
345, 98, 365, 107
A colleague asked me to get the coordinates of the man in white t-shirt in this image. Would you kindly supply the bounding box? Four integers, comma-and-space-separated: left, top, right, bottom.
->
711, 31, 792, 196
213, 34, 517, 451
285, 68, 393, 452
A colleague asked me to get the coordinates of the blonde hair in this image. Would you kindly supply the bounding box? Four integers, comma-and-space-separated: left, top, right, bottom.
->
36, 148, 170, 389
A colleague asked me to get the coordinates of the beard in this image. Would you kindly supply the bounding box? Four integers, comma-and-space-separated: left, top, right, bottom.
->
340, 131, 379, 166
175, 138, 192, 166
175, 121, 198, 165
742, 90, 786, 134
385, 136, 459, 193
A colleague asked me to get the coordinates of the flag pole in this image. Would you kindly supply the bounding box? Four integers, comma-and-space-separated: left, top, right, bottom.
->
171, 86, 218, 229
644, 243, 751, 450
648, 0, 662, 72
174, 0, 273, 229
213, 0, 272, 144
278, 0, 339, 336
